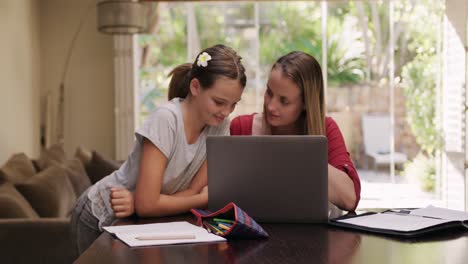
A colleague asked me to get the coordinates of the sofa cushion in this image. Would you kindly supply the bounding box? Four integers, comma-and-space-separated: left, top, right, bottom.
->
36, 143, 67, 171
61, 159, 91, 197
85, 151, 120, 184
31, 159, 41, 172
74, 146, 92, 166
0, 153, 36, 184
0, 181, 39, 219
16, 166, 76, 218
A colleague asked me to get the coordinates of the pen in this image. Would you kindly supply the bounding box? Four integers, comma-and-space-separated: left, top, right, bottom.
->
202, 222, 212, 233
135, 234, 196, 240
218, 223, 231, 230
205, 222, 224, 235
385, 211, 443, 220
388, 209, 411, 214
213, 218, 234, 224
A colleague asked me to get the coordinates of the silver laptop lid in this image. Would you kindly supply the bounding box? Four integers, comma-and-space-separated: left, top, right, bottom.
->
207, 136, 328, 223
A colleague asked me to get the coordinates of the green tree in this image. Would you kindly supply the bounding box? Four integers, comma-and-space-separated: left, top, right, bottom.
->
259, 2, 365, 86
399, 0, 444, 192
401, 55, 442, 156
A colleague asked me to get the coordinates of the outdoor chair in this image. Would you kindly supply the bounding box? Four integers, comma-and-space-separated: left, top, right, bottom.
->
361, 114, 407, 175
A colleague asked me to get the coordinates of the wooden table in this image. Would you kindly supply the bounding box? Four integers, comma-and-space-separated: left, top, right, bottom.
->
76, 214, 468, 264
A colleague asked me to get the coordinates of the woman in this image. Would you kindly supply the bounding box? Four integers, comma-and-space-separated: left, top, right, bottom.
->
230, 51, 360, 211
71, 44, 247, 255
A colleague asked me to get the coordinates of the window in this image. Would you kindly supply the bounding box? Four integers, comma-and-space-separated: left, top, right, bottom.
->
131, 0, 461, 210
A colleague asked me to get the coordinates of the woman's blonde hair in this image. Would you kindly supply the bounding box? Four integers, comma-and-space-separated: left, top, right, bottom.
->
167, 44, 247, 100
271, 51, 325, 135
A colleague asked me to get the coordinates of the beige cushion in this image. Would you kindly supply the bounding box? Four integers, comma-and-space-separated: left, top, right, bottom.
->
0, 153, 36, 184
16, 166, 76, 218
60, 159, 91, 197
36, 143, 67, 171
0, 181, 39, 219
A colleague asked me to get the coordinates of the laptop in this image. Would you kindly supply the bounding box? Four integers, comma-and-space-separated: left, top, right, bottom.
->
207, 136, 328, 223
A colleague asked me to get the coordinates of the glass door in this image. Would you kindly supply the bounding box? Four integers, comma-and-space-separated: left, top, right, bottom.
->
135, 0, 459, 210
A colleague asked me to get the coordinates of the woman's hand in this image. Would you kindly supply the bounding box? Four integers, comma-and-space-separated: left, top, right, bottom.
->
110, 188, 134, 218
200, 185, 208, 195
328, 164, 357, 211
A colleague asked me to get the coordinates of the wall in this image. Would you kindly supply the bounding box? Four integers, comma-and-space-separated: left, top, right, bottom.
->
0, 0, 115, 165
444, 0, 467, 211
0, 0, 41, 164
39, 0, 115, 158
443, 0, 467, 210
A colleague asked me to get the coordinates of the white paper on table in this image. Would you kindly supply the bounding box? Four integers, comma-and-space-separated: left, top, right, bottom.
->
410, 205, 468, 221
103, 221, 226, 247
337, 213, 453, 232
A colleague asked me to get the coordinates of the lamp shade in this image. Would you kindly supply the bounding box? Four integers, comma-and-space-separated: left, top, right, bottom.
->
97, 0, 147, 34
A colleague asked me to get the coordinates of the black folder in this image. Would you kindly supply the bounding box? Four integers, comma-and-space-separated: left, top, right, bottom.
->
329, 207, 468, 238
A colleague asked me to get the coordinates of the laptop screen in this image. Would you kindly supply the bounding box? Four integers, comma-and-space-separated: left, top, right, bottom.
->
207, 136, 328, 223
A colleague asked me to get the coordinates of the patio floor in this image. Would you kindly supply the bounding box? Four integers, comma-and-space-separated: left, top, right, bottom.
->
357, 169, 442, 210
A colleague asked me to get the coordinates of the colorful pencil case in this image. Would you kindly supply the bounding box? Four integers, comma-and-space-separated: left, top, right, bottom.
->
191, 202, 269, 239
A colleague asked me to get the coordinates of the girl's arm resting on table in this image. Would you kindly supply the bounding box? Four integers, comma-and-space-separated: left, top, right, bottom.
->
172, 160, 208, 197
111, 160, 207, 218
328, 164, 357, 211
134, 138, 207, 218
144, 191, 207, 217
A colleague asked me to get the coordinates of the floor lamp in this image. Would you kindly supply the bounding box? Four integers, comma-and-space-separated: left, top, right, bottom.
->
51, 0, 147, 147
53, 1, 94, 147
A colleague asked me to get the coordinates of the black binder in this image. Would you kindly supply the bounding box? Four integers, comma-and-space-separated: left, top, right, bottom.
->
329, 208, 468, 238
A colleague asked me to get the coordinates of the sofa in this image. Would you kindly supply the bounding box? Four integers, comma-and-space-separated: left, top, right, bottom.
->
0, 144, 120, 263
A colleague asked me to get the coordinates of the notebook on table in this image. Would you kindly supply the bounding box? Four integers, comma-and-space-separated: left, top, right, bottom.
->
103, 221, 226, 247
207, 136, 328, 223
329, 205, 468, 237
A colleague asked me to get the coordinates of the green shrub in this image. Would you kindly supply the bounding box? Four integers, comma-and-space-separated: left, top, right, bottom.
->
403, 153, 436, 192
401, 54, 443, 155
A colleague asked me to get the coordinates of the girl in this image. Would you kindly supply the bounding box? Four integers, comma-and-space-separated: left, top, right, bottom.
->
71, 44, 247, 255
230, 51, 360, 211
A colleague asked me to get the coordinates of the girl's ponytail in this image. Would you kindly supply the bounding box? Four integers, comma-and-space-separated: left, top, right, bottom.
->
167, 63, 192, 100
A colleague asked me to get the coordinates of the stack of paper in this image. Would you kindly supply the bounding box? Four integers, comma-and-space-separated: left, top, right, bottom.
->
410, 205, 468, 221
337, 213, 453, 232
335, 205, 468, 233
104, 221, 226, 247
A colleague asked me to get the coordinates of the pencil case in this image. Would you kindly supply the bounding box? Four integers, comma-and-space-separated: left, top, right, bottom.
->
191, 202, 269, 239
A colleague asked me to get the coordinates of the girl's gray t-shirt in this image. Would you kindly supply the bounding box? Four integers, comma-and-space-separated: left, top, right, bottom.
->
87, 98, 230, 229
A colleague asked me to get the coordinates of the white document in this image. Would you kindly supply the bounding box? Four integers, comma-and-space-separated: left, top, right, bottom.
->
337, 213, 453, 232
103, 221, 226, 247
410, 205, 468, 221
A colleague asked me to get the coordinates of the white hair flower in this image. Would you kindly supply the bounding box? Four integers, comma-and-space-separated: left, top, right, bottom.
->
197, 52, 212, 67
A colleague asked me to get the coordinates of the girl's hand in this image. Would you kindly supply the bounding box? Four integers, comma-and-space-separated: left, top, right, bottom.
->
110, 188, 134, 218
